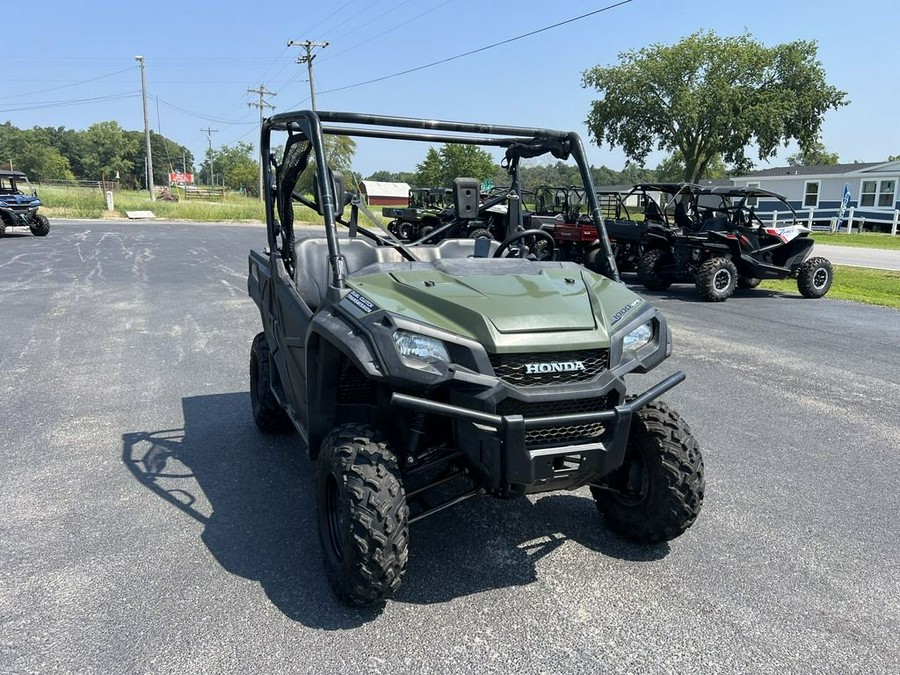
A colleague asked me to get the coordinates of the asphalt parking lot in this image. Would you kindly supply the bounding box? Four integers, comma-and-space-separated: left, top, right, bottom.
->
2, 220, 898, 674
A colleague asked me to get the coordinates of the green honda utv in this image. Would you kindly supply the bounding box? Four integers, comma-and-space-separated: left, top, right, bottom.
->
247, 111, 704, 605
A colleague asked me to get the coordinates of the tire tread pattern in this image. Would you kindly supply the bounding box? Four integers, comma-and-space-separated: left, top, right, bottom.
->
592, 400, 704, 543
695, 256, 737, 302
796, 256, 833, 298
30, 214, 50, 236
637, 249, 673, 291
318, 424, 409, 605
250, 332, 293, 433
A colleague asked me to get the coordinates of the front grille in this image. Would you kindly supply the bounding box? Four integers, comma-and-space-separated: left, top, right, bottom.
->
337, 367, 376, 404
489, 349, 609, 386
495, 396, 610, 447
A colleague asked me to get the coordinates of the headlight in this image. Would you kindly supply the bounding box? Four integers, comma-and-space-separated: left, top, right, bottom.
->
623, 321, 653, 352
392, 330, 450, 365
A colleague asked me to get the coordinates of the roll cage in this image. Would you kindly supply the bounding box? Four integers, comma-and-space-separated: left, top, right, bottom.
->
260, 110, 620, 285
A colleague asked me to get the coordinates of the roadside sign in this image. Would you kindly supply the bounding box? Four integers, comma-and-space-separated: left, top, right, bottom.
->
169, 172, 194, 185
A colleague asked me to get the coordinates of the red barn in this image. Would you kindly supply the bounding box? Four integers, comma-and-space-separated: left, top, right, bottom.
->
359, 180, 410, 206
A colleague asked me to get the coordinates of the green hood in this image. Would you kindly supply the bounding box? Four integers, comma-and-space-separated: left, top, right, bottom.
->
346, 261, 647, 351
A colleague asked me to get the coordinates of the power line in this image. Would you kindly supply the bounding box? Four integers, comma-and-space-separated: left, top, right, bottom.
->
154, 95, 174, 175
155, 98, 257, 125
320, 0, 452, 63
321, 0, 392, 43
305, 0, 357, 37
0, 91, 139, 114
317, 0, 634, 97
0, 66, 138, 101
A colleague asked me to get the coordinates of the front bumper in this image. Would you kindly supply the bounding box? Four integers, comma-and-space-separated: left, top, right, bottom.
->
391, 370, 685, 496
0, 206, 39, 225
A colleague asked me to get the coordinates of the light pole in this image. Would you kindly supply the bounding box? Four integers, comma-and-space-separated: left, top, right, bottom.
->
135, 56, 155, 202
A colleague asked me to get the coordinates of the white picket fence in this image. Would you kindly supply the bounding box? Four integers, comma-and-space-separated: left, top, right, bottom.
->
760, 207, 900, 236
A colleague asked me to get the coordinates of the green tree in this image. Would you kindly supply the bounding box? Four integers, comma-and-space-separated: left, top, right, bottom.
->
439, 144, 496, 184
198, 142, 258, 188
786, 141, 839, 166
655, 150, 727, 182
415, 144, 497, 187
0, 123, 75, 181
582, 30, 848, 182
121, 130, 195, 188
415, 147, 444, 186
324, 135, 357, 174
80, 121, 139, 181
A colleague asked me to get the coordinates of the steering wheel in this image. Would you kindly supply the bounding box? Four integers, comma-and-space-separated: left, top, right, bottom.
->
493, 228, 556, 259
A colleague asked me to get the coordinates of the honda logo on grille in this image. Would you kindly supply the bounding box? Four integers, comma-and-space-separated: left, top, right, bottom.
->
523, 361, 587, 374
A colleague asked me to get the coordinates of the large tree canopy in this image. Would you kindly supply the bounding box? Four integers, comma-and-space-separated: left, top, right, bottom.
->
582, 31, 848, 182
414, 144, 497, 187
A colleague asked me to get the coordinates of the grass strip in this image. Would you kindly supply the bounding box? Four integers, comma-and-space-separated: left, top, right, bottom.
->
759, 265, 900, 309
811, 232, 900, 250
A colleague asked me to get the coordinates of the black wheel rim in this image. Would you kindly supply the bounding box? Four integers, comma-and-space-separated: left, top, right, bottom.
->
813, 267, 828, 289
714, 268, 732, 291
325, 473, 346, 561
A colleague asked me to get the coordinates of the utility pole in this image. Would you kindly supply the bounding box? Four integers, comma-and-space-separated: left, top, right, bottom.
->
135, 56, 155, 201
247, 84, 276, 201
201, 127, 218, 187
287, 40, 328, 110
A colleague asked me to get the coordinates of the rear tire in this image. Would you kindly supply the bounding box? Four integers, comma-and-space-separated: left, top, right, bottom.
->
469, 228, 493, 240
30, 214, 50, 236
695, 257, 737, 302
591, 401, 704, 542
637, 248, 673, 291
584, 245, 606, 273
797, 257, 833, 298
317, 424, 409, 605
0, 221, 5, 238
249, 332, 293, 433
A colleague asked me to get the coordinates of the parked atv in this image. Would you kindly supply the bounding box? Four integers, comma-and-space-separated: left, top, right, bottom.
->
247, 110, 704, 605
527, 185, 608, 268
637, 186, 833, 301
597, 183, 701, 274
0, 170, 50, 237
382, 187, 453, 240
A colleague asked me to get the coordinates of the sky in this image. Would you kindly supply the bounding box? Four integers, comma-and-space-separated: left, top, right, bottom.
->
5, 0, 900, 178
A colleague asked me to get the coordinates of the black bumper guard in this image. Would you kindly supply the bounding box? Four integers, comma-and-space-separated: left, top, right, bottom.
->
391, 371, 686, 489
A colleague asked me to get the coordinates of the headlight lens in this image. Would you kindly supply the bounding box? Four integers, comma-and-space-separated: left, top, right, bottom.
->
392, 330, 450, 365
623, 321, 653, 352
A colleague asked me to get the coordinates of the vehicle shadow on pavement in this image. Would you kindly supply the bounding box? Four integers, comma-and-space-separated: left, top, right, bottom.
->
122, 392, 384, 630
397, 493, 669, 605
122, 392, 669, 625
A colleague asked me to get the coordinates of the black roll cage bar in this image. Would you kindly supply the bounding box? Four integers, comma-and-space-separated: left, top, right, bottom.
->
260, 110, 620, 286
